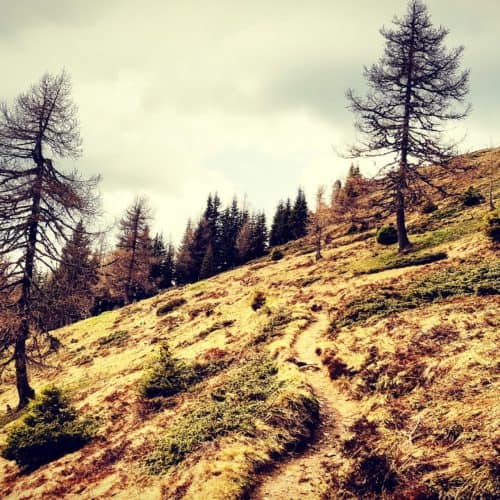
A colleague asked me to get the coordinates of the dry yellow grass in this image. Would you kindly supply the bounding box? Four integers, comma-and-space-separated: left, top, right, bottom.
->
0, 148, 499, 499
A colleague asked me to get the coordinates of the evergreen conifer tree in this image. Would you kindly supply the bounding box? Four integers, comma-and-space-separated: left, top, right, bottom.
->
175, 220, 196, 285
38, 222, 98, 330
291, 188, 309, 239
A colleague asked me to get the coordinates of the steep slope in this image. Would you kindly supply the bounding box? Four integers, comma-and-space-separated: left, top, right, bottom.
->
0, 149, 499, 499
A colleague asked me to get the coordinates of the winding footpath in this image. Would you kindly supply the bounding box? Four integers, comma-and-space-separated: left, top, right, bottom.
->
252, 314, 358, 499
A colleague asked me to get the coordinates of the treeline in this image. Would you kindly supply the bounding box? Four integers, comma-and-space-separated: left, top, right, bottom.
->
33, 189, 309, 331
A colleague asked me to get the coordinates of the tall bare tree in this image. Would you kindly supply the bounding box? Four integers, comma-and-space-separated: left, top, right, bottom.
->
113, 197, 153, 304
0, 71, 99, 408
310, 185, 331, 261
347, 0, 469, 252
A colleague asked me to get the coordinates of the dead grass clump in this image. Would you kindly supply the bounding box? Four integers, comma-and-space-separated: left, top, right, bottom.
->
343, 417, 379, 457
251, 291, 266, 311
358, 354, 426, 398
98, 330, 129, 347
197, 319, 235, 340
344, 454, 398, 496
156, 298, 187, 316
321, 349, 354, 380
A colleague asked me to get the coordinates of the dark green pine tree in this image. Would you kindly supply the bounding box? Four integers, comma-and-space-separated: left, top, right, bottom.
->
38, 221, 98, 330
250, 212, 268, 258
236, 211, 267, 263
176, 220, 197, 285
269, 200, 285, 247
291, 188, 309, 239
218, 198, 248, 271
188, 193, 222, 278
199, 243, 215, 279
150, 234, 175, 290
283, 198, 293, 242
270, 198, 295, 247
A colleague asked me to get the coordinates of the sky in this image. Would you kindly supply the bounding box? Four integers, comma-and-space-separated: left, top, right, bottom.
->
1, 0, 499, 244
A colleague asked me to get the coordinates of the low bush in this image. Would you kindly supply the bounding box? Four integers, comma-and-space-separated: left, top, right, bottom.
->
485, 212, 500, 243
461, 186, 484, 206
1, 387, 95, 471
364, 251, 448, 274
139, 344, 227, 399
332, 262, 500, 329
146, 358, 289, 472
270, 249, 284, 261
98, 330, 129, 347
139, 344, 196, 399
156, 297, 187, 316
252, 308, 294, 344
251, 290, 266, 311
376, 225, 398, 245
321, 350, 353, 380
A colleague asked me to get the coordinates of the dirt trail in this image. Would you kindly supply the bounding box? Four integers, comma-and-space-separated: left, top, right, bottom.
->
252, 315, 358, 499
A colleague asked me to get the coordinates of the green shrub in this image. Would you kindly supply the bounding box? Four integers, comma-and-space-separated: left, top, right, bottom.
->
251, 290, 266, 311
139, 344, 227, 399
486, 213, 500, 243
461, 186, 484, 206
271, 249, 284, 261
332, 262, 500, 329
376, 225, 398, 245
146, 358, 319, 473
421, 200, 438, 214
139, 344, 197, 398
1, 387, 95, 471
364, 251, 448, 274
156, 297, 186, 316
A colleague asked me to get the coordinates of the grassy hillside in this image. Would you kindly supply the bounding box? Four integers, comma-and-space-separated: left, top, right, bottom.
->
0, 149, 499, 499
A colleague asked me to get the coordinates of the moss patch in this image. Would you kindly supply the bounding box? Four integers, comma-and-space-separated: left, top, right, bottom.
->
146, 358, 318, 473
333, 262, 500, 329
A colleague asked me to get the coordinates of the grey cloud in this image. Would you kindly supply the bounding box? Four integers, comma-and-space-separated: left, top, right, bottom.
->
1, 0, 499, 242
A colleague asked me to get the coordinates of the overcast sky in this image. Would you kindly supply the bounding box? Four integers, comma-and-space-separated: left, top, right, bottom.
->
1, 0, 499, 243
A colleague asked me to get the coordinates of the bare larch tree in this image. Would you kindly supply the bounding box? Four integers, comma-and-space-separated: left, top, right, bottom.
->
347, 0, 469, 252
113, 197, 153, 304
0, 71, 99, 408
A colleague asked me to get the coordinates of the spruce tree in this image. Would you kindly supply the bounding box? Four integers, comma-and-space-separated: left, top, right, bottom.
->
218, 198, 244, 271
283, 198, 293, 242
150, 234, 175, 290
176, 220, 196, 285
199, 244, 215, 279
347, 0, 469, 252
250, 212, 268, 258
291, 188, 309, 239
38, 222, 98, 330
270, 201, 285, 247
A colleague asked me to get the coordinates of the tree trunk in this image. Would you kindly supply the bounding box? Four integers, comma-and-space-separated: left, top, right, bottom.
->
315, 226, 322, 261
396, 2, 417, 254
14, 320, 35, 409
14, 142, 43, 408
489, 168, 496, 211
396, 184, 411, 252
